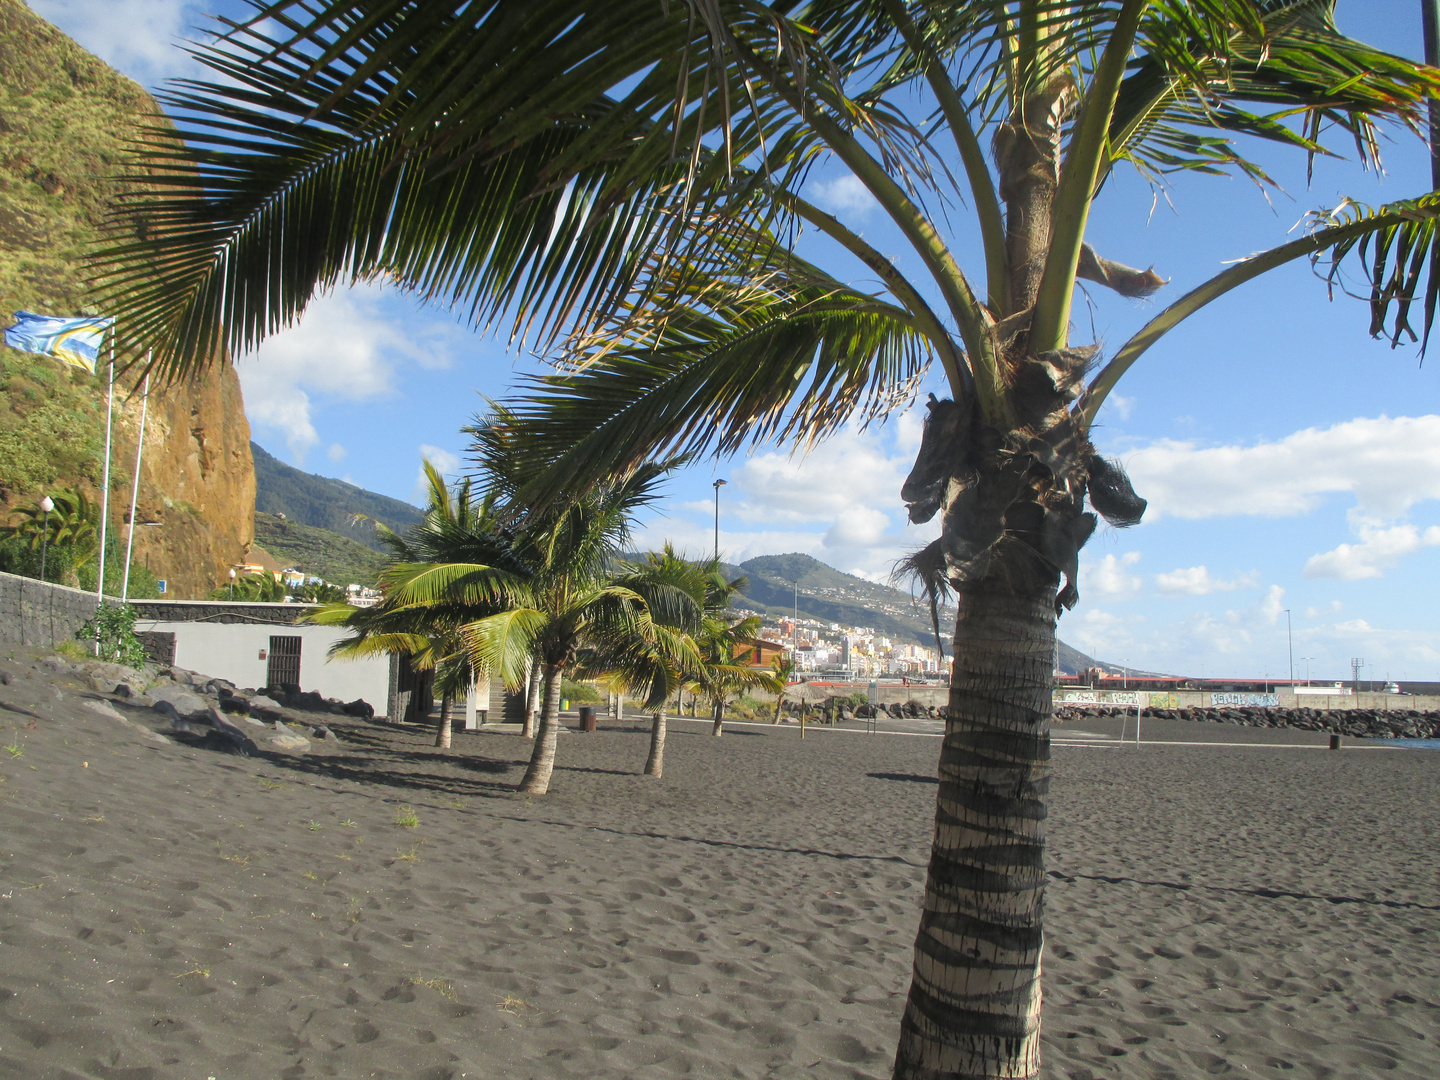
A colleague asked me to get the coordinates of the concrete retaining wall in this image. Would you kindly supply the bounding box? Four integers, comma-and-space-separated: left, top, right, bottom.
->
0, 571, 102, 649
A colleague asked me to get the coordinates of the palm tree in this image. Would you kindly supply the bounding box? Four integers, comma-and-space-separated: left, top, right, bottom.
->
389, 418, 695, 793
92, 5, 1440, 1077
589, 545, 712, 778
770, 652, 799, 724
309, 458, 503, 749
210, 572, 287, 602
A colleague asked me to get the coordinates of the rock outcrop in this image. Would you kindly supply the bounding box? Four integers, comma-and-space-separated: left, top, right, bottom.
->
0, 0, 255, 597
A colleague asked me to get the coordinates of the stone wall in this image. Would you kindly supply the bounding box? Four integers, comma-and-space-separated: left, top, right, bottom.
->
0, 571, 100, 648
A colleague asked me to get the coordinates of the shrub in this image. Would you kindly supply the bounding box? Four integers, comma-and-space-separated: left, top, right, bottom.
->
559, 678, 600, 703
77, 602, 147, 668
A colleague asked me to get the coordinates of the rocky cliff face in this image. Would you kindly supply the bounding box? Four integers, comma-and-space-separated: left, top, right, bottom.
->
0, 0, 255, 597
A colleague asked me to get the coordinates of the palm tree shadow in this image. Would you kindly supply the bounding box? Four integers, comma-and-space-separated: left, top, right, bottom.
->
867, 772, 938, 784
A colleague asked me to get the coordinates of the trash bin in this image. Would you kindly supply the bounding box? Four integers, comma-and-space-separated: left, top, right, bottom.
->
578, 705, 597, 732
1329, 733, 1341, 750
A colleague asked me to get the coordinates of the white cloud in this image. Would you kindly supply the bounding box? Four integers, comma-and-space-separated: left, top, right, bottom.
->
1304, 601, 1343, 618
31, 0, 202, 84
1126, 415, 1440, 522
237, 282, 464, 461
1259, 584, 1286, 626
1334, 619, 1375, 634
419, 445, 461, 475
1080, 552, 1142, 599
729, 419, 919, 526
1154, 565, 1259, 596
824, 506, 892, 549
1303, 522, 1440, 580
327, 443, 347, 464
1103, 394, 1136, 421
809, 173, 878, 218
412, 445, 462, 504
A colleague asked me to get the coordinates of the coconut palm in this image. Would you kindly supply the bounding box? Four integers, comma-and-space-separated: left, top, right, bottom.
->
210, 572, 287, 602
684, 567, 785, 736
90, 4, 1440, 1076
390, 422, 695, 793
770, 652, 799, 724
308, 458, 503, 748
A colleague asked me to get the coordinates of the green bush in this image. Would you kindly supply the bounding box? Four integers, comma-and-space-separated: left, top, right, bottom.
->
559, 678, 600, 703
74, 533, 162, 599
0, 533, 76, 584
77, 602, 146, 668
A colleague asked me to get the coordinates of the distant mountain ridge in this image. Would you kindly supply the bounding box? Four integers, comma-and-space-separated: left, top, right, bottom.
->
252, 442, 423, 551
251, 451, 1101, 669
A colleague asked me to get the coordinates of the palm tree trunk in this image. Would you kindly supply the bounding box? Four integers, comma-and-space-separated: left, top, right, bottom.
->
773, 692, 784, 724
519, 664, 564, 795
710, 695, 724, 737
644, 709, 666, 777
522, 660, 542, 739
434, 691, 453, 750
892, 578, 1053, 1080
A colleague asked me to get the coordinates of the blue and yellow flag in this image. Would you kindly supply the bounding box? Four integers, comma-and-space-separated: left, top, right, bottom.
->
4, 311, 114, 373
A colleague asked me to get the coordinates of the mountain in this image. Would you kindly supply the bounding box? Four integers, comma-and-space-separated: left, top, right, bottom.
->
726, 552, 1098, 671
252, 512, 391, 588
0, 1, 255, 599
252, 442, 423, 550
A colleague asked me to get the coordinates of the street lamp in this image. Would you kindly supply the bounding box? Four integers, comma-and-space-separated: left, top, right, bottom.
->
228, 567, 237, 601
1283, 608, 1293, 686
1300, 655, 1313, 686
38, 495, 53, 583
1119, 658, 1129, 689
712, 478, 727, 562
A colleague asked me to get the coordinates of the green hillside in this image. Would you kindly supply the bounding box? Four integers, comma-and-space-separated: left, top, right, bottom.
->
253, 511, 390, 588
252, 441, 423, 550
0, 0, 151, 497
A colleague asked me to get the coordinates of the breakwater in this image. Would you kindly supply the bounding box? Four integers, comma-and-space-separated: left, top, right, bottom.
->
1055, 703, 1440, 740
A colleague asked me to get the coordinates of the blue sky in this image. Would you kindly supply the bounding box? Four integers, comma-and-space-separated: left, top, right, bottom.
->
31, 0, 1440, 682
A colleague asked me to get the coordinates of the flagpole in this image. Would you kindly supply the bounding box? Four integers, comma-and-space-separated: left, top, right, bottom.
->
121, 363, 150, 604
97, 338, 115, 613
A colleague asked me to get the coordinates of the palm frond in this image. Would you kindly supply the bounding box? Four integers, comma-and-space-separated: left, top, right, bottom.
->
508, 282, 927, 500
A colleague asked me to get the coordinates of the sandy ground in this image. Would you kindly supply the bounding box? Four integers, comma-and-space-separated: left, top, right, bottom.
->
0, 650, 1436, 1080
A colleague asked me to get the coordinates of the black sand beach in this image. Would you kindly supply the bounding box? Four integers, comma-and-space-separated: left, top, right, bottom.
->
0, 651, 1436, 1079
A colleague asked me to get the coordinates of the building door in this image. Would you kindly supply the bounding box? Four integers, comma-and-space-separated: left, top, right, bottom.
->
267, 635, 302, 689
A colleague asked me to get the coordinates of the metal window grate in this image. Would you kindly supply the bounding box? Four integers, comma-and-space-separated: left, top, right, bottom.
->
267, 635, 302, 689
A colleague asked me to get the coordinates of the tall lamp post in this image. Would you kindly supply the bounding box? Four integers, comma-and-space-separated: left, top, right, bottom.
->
38, 495, 53, 583
712, 479, 727, 562
1283, 608, 1293, 687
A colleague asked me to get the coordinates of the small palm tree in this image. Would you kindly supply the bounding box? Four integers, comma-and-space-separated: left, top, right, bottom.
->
310, 458, 508, 749
685, 567, 785, 736
210, 573, 287, 602
770, 652, 798, 725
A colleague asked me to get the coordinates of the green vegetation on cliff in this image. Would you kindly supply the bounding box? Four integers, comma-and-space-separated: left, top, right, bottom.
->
0, 0, 155, 498
253, 511, 390, 588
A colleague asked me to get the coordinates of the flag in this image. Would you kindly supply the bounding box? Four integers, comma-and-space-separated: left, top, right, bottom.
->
4, 311, 114, 373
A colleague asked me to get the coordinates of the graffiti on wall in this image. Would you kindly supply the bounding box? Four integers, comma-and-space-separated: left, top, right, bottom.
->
1056, 690, 1141, 706
1148, 693, 1179, 709
1210, 692, 1279, 708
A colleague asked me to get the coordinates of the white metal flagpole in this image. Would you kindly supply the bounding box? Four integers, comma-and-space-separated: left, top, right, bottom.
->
120, 363, 150, 603
96, 339, 115, 608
